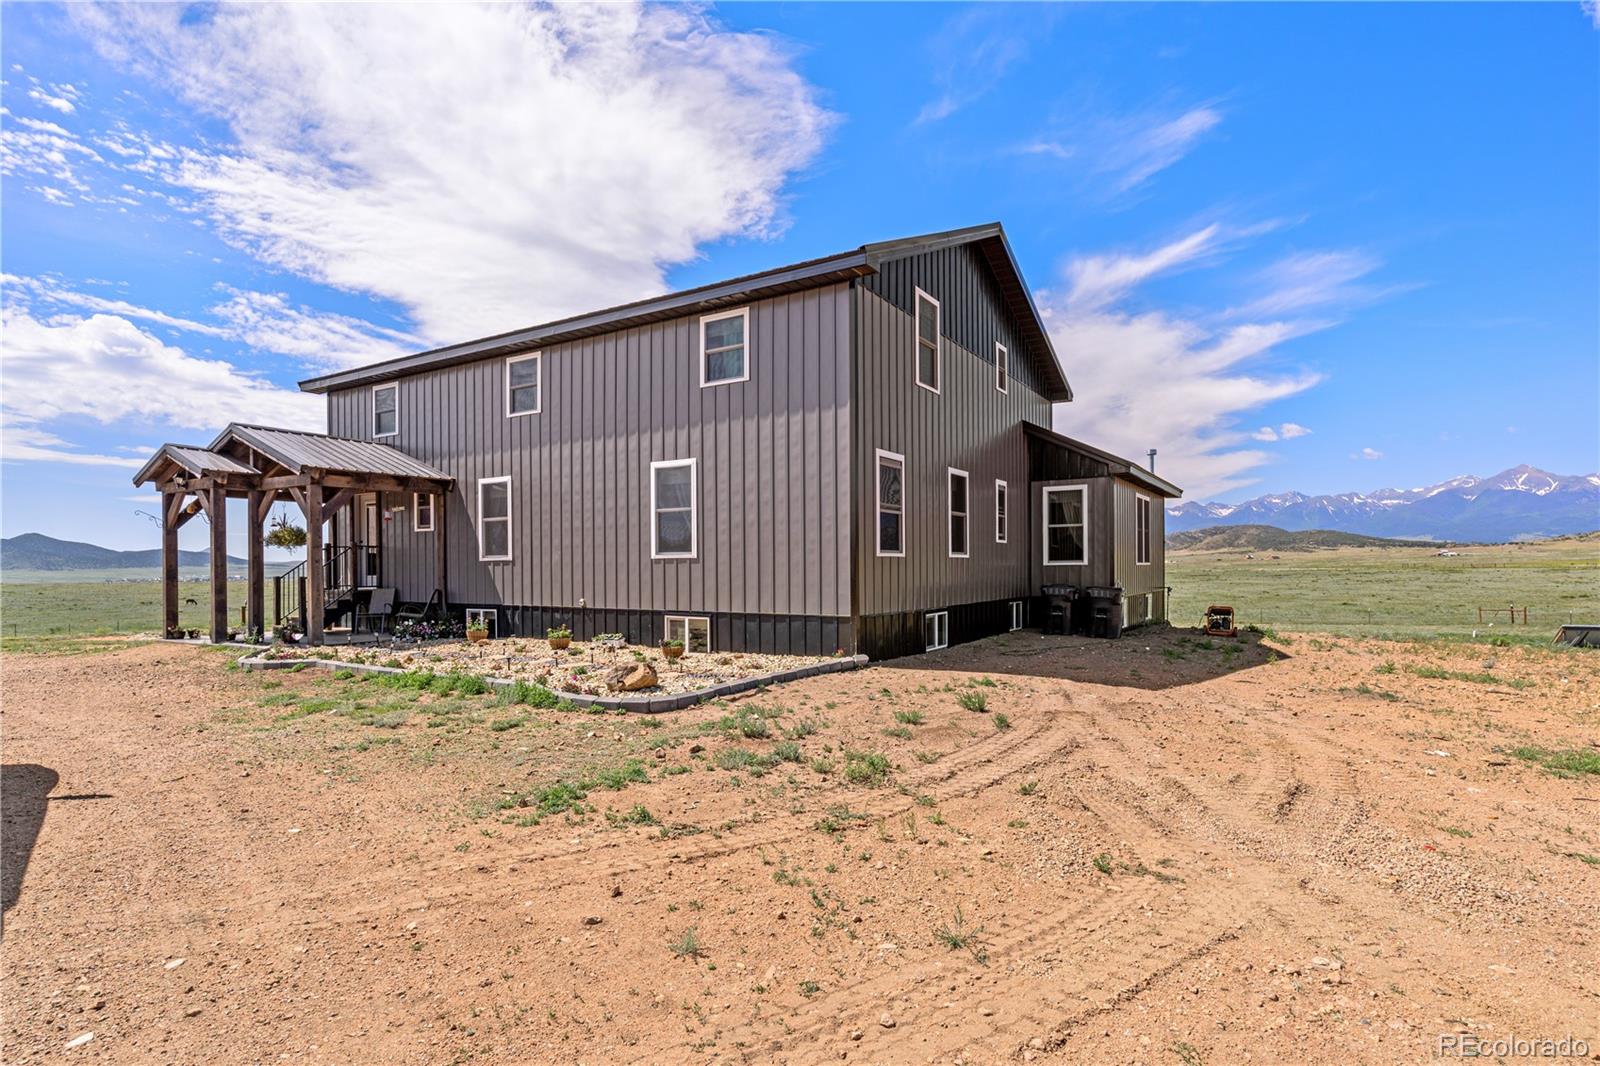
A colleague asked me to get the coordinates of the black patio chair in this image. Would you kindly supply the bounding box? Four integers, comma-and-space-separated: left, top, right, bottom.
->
356, 587, 396, 635
394, 588, 444, 626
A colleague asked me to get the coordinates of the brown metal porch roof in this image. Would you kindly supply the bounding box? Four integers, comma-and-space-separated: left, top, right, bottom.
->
133, 423, 451, 487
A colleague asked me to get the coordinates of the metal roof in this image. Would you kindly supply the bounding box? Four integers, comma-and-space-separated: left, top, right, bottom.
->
132, 444, 259, 486
1023, 423, 1183, 499
297, 222, 1071, 401
210, 424, 453, 481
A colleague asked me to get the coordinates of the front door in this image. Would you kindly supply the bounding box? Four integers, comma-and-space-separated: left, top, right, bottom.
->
361, 501, 381, 587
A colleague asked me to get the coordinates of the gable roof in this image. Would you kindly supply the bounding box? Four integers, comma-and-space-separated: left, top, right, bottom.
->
211, 424, 452, 481
131, 424, 452, 487
297, 223, 1070, 401
1023, 422, 1183, 499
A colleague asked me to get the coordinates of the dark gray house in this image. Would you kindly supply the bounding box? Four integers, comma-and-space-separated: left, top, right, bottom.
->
134, 223, 1180, 657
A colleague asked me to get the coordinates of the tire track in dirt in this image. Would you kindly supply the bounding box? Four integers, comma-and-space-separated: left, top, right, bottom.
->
242, 708, 1081, 931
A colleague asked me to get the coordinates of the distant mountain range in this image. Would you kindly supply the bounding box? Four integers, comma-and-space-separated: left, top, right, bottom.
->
1167, 465, 1600, 542
1166, 525, 1439, 553
0, 533, 247, 571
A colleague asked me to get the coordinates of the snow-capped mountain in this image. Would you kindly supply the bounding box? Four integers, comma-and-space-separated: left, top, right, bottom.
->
1166, 465, 1600, 542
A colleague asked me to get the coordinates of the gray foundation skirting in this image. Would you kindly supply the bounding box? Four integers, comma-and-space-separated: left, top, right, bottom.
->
235, 651, 869, 713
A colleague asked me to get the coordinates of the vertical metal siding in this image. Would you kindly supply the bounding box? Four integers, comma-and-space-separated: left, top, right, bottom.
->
854, 286, 1052, 617
326, 284, 852, 621
861, 242, 1047, 397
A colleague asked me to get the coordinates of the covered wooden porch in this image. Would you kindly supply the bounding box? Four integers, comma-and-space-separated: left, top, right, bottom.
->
133, 424, 455, 645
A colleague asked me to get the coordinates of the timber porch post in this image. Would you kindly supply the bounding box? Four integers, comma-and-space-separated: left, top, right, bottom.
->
162, 491, 181, 637
247, 489, 268, 639
306, 484, 325, 645
208, 483, 229, 644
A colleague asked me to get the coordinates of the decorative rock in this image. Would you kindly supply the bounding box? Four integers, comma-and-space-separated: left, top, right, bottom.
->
620, 664, 658, 692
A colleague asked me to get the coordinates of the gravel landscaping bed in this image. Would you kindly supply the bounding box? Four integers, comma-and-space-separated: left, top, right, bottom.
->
260, 637, 853, 700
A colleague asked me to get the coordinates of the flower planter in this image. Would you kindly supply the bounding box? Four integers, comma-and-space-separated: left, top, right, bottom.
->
548, 637, 571, 651
467, 630, 489, 644
661, 643, 685, 660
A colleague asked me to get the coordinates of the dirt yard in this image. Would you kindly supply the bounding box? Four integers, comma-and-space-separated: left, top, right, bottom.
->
3, 628, 1597, 1064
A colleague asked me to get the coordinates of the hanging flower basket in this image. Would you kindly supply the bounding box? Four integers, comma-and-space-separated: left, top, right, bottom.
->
266, 515, 308, 550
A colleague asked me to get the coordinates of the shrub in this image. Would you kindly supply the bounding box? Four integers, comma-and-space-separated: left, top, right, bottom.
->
843, 751, 890, 787
893, 709, 925, 725
669, 927, 703, 959
957, 691, 988, 713
772, 741, 803, 763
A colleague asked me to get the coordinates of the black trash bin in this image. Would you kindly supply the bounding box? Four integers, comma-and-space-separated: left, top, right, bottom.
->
1040, 584, 1075, 635
1086, 585, 1124, 639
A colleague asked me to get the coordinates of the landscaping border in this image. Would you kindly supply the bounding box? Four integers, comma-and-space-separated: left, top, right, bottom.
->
234, 651, 870, 713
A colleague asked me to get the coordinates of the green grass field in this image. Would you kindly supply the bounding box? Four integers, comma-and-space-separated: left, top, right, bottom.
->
1, 579, 250, 642
1168, 538, 1599, 642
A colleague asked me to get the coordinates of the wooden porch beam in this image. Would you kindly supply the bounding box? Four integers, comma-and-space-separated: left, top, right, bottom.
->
261, 473, 312, 491
322, 487, 358, 515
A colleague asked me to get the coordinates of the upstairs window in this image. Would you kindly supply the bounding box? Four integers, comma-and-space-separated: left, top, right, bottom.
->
876, 450, 905, 557
996, 342, 1009, 394
478, 477, 511, 561
372, 383, 398, 438
948, 467, 969, 558
700, 307, 749, 387
914, 288, 940, 394
1043, 485, 1087, 566
413, 492, 434, 533
1136, 494, 1152, 565
507, 352, 541, 416
994, 479, 1008, 543
650, 459, 697, 558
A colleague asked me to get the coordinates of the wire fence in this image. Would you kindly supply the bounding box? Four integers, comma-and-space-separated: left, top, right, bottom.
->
1183, 603, 1590, 630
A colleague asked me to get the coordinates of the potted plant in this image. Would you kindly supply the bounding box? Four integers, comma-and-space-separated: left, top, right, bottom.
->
661, 637, 685, 660
547, 625, 572, 651
466, 618, 490, 644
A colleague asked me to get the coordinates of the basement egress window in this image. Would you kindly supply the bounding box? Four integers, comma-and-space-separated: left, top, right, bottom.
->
665, 615, 711, 653
465, 608, 497, 638
651, 459, 698, 559
925, 610, 948, 651
700, 307, 749, 386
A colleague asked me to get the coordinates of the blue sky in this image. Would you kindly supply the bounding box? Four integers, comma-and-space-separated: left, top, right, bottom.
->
2, 2, 1595, 555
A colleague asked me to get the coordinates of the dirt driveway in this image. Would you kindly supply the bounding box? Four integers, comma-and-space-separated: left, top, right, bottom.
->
3, 629, 1597, 1064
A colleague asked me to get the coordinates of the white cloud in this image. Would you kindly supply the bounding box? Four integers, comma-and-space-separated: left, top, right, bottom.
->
4, 274, 227, 336
0, 307, 323, 447
1353, 447, 1384, 461
27, 88, 75, 114
1229, 249, 1382, 318
1040, 225, 1386, 497
208, 288, 418, 370
1249, 421, 1313, 442
914, 7, 1046, 124
74, 2, 833, 346
1, 426, 143, 469
1062, 224, 1220, 312
1020, 104, 1222, 197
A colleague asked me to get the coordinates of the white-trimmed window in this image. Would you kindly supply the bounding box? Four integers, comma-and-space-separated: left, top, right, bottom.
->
372, 383, 398, 438
876, 449, 905, 557
1136, 494, 1152, 566
924, 610, 948, 651
465, 607, 498, 638
700, 307, 749, 387
1009, 601, 1023, 631
948, 467, 969, 558
994, 479, 1008, 543
477, 477, 511, 561
650, 459, 697, 559
664, 615, 711, 653
507, 352, 541, 416
914, 288, 940, 394
1043, 485, 1087, 566
413, 492, 434, 533
995, 342, 1008, 394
